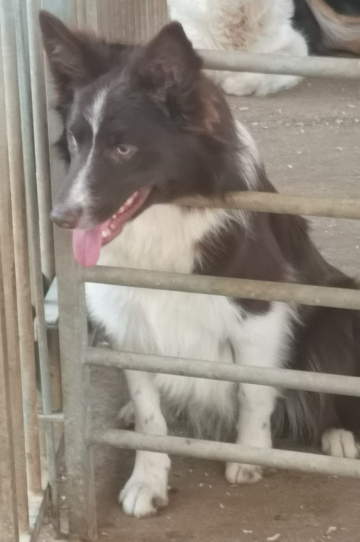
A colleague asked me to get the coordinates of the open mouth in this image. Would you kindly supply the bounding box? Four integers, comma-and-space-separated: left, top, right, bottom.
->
72, 187, 151, 268
100, 188, 151, 247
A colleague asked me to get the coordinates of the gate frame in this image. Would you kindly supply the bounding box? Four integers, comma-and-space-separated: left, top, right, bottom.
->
1, 1, 360, 540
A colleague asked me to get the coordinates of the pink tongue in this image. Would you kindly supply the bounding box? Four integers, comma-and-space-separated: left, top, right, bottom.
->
72, 224, 106, 267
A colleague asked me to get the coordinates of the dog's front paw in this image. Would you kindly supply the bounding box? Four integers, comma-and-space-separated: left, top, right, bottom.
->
119, 453, 170, 518
119, 479, 168, 518
225, 462, 262, 485
322, 429, 359, 459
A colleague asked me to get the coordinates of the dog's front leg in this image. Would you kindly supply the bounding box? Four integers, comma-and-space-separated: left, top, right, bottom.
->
226, 303, 293, 484
226, 382, 278, 484
119, 371, 170, 518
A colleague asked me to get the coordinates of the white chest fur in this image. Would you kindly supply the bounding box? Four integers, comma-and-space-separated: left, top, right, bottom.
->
86, 203, 236, 344
86, 204, 293, 423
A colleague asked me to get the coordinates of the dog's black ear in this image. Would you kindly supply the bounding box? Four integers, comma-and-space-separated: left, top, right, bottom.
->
39, 11, 106, 102
136, 22, 202, 100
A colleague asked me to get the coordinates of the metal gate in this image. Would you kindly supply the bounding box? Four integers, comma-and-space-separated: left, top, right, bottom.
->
1, 1, 360, 541
0, 0, 62, 540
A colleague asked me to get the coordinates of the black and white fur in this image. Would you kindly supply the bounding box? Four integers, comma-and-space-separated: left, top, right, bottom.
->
294, 0, 360, 55
40, 12, 360, 519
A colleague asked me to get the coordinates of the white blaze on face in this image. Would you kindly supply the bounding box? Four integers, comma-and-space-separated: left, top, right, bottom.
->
69, 87, 108, 211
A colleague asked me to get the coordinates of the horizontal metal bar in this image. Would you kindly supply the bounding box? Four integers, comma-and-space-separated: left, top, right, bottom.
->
81, 267, 360, 311
200, 50, 360, 79
175, 192, 360, 220
38, 413, 64, 423
86, 347, 360, 398
89, 429, 360, 478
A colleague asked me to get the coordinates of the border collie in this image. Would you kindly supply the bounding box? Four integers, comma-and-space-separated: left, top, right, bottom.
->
40, 12, 360, 518
167, 0, 309, 96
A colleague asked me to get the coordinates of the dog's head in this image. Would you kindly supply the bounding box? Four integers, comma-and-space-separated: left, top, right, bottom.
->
40, 11, 252, 266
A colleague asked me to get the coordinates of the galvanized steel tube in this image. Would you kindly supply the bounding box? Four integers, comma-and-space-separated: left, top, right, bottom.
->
200, 49, 360, 79
176, 192, 360, 219
6, 0, 44, 500
0, 243, 19, 542
15, 0, 60, 533
90, 429, 360, 478
26, 0, 55, 285
55, 231, 97, 540
81, 267, 360, 311
0, 2, 29, 533
86, 347, 360, 398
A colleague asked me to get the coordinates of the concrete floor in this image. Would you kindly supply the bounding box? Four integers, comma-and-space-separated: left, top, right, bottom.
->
39, 77, 360, 542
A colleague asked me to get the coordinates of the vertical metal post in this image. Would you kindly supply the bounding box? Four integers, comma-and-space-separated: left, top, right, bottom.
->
3, 0, 43, 500
55, 230, 97, 540
0, 245, 19, 542
49, 329, 63, 412
0, 3, 29, 535
26, 0, 55, 286
14, 0, 62, 535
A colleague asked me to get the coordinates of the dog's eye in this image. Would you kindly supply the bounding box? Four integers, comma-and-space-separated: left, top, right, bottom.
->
115, 144, 137, 159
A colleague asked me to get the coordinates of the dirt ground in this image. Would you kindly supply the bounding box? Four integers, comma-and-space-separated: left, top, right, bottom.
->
39, 77, 360, 542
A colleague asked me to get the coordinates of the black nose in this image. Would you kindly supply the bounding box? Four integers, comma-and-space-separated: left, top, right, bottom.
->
51, 205, 82, 229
